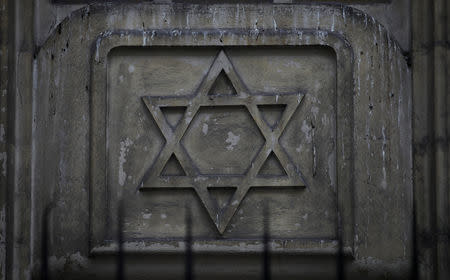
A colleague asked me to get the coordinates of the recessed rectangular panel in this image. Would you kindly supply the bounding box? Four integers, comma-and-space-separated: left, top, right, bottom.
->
107, 46, 337, 240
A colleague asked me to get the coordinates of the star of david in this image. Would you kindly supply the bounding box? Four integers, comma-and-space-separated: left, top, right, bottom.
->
139, 50, 306, 234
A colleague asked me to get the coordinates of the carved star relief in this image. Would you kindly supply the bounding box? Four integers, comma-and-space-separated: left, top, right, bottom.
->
139, 50, 306, 234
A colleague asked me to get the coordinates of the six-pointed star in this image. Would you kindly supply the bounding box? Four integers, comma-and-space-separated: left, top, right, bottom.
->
139, 50, 306, 234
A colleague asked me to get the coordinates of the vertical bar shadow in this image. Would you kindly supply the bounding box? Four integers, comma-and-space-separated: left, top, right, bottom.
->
185, 204, 193, 280
263, 201, 271, 280
41, 203, 55, 280
117, 199, 124, 280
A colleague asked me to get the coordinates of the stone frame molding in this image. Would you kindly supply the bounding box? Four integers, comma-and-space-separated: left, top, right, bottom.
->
90, 27, 355, 255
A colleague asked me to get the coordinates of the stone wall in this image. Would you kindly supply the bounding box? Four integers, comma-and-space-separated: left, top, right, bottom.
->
1, 0, 448, 279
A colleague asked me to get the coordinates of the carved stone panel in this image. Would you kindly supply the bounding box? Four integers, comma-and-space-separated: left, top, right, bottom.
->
90, 28, 354, 254
108, 46, 333, 235
31, 4, 412, 278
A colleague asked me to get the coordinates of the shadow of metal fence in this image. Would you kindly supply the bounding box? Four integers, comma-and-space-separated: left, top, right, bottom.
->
40, 199, 419, 280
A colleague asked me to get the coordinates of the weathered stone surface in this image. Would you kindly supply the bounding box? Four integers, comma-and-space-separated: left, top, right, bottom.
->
412, 0, 450, 279
23, 3, 414, 279
4, 0, 438, 279
34, 0, 411, 50
0, 0, 8, 278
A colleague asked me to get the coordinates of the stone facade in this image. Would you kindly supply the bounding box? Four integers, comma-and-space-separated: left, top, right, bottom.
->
0, 0, 448, 279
